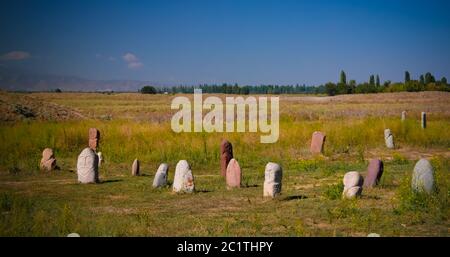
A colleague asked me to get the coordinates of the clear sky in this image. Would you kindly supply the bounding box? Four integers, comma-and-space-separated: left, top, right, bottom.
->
1, 0, 449, 85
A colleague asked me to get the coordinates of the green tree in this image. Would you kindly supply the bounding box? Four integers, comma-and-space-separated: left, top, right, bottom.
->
441, 77, 447, 85
404, 71, 411, 83
349, 80, 356, 94
336, 83, 348, 95
424, 72, 435, 84
140, 85, 157, 94
325, 82, 337, 96
340, 70, 347, 85
369, 75, 375, 85
419, 75, 425, 84
376, 75, 380, 87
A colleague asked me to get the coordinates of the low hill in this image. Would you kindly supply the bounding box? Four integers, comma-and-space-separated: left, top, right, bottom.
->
0, 91, 85, 122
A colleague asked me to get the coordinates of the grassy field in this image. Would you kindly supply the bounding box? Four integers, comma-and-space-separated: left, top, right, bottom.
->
0, 91, 449, 236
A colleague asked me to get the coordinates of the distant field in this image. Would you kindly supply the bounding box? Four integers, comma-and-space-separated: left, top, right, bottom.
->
0, 91, 448, 236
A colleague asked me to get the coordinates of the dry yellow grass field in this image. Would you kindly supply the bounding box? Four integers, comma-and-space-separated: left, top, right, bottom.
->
0, 91, 448, 236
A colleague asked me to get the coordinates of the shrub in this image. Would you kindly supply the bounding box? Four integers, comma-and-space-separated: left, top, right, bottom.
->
140, 86, 157, 94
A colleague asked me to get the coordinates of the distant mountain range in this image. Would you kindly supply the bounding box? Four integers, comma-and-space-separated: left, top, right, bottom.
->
0, 66, 170, 92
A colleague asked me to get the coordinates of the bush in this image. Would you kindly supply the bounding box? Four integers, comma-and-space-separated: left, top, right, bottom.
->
140, 86, 157, 94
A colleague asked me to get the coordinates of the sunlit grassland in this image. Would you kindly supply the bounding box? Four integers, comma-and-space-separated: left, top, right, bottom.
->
0, 92, 448, 236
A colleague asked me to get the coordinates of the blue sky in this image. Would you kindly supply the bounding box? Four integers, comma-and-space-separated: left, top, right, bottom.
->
1, 0, 449, 85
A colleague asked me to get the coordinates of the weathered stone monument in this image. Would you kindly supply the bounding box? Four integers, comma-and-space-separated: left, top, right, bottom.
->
153, 163, 169, 188
226, 158, 241, 188
363, 159, 384, 188
411, 158, 434, 194
421, 112, 426, 129
342, 171, 363, 199
401, 111, 407, 121
88, 128, 100, 151
40, 148, 57, 171
131, 159, 140, 176
77, 147, 99, 184
384, 129, 394, 149
263, 162, 282, 198
173, 160, 194, 193
220, 139, 233, 177
310, 131, 326, 154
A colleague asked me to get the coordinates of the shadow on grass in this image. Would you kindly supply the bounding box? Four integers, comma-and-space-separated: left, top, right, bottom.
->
244, 184, 259, 188
362, 195, 381, 200
137, 174, 152, 177
100, 179, 122, 184
282, 195, 308, 201
196, 189, 212, 193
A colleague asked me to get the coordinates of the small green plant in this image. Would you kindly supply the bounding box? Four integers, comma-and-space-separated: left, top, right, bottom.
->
296, 159, 320, 172
392, 152, 408, 165
326, 200, 359, 222
323, 183, 344, 200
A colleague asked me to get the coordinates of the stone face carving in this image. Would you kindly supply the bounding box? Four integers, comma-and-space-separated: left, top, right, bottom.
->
88, 128, 100, 151
40, 148, 57, 171
220, 139, 233, 177
263, 162, 282, 198
173, 160, 194, 193
384, 129, 394, 149
310, 131, 326, 154
131, 159, 140, 176
342, 171, 363, 199
363, 159, 384, 188
411, 158, 434, 194
421, 112, 426, 129
226, 158, 241, 188
153, 163, 169, 188
77, 147, 99, 184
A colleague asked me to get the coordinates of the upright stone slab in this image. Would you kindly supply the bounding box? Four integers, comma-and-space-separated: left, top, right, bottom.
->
411, 158, 434, 193
153, 163, 169, 188
310, 131, 326, 154
421, 112, 427, 129
342, 171, 363, 199
173, 160, 194, 193
88, 128, 100, 151
363, 159, 384, 188
226, 158, 241, 188
131, 159, 140, 176
77, 147, 99, 184
401, 111, 407, 121
40, 148, 57, 171
263, 162, 282, 198
384, 129, 394, 149
220, 139, 233, 177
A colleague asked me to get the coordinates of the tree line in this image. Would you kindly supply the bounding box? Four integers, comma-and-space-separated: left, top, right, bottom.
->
324, 71, 448, 96
140, 71, 449, 95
